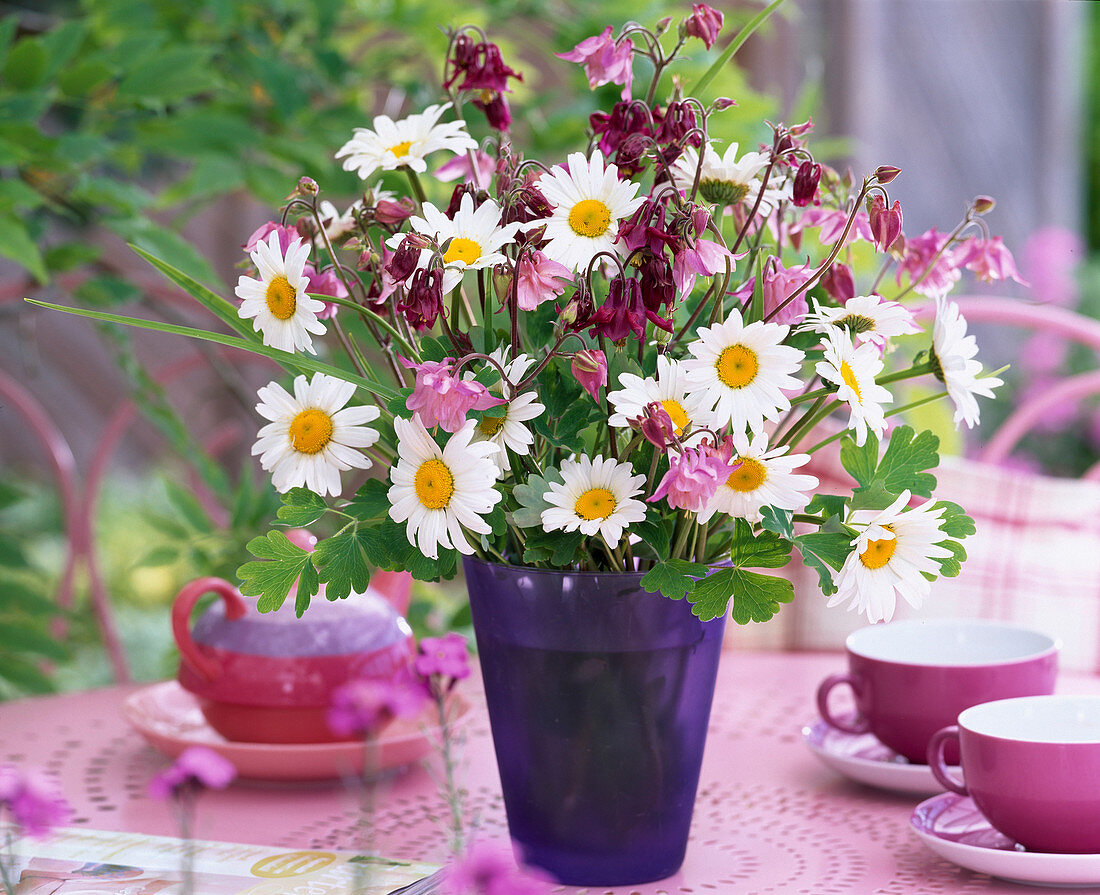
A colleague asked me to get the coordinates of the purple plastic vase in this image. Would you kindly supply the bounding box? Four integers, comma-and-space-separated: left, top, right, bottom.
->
463, 557, 727, 886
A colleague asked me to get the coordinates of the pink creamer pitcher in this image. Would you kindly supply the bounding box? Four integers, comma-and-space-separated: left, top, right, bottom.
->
171, 563, 414, 745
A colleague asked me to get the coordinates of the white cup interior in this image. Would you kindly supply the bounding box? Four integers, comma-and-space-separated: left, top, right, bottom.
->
846, 619, 1056, 666
959, 695, 1100, 743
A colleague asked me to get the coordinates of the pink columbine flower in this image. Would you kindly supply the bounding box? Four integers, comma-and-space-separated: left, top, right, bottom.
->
327, 666, 431, 739
762, 257, 812, 325
955, 236, 1028, 286
821, 262, 855, 303
416, 632, 471, 682
403, 357, 505, 433
792, 161, 822, 207
868, 195, 904, 252
648, 447, 735, 513
375, 197, 416, 225
148, 747, 236, 801
556, 26, 634, 101
515, 250, 573, 311
303, 264, 348, 321
673, 207, 738, 298
895, 228, 962, 298
684, 4, 724, 49
0, 765, 72, 838
242, 221, 298, 254
1023, 227, 1081, 307
571, 349, 608, 402
444, 840, 553, 895
436, 150, 497, 190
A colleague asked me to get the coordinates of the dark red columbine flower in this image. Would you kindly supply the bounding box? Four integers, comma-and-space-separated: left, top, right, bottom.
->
473, 91, 512, 131
386, 233, 430, 282
636, 252, 675, 330
821, 262, 856, 303
684, 3, 724, 49
445, 182, 481, 220
589, 276, 647, 343
792, 161, 822, 207
618, 197, 678, 259
445, 36, 523, 133
590, 101, 659, 176
398, 267, 444, 330
560, 282, 596, 332
634, 401, 678, 450
654, 100, 701, 169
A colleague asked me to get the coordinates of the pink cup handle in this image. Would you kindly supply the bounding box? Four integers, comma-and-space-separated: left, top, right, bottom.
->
928, 726, 968, 795
171, 577, 246, 683
816, 672, 871, 734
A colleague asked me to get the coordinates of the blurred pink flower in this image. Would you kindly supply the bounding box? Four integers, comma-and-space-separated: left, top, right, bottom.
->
955, 236, 1028, 287
1020, 330, 1069, 376
303, 265, 348, 320
444, 840, 553, 895
571, 349, 608, 402
436, 150, 497, 190
416, 632, 471, 682
1023, 227, 1082, 306
242, 221, 298, 254
821, 262, 855, 303
762, 257, 812, 325
403, 357, 505, 433
327, 666, 431, 738
148, 747, 236, 800
896, 228, 961, 298
0, 765, 72, 837
515, 250, 573, 311
648, 446, 734, 512
556, 27, 634, 101
684, 4, 724, 50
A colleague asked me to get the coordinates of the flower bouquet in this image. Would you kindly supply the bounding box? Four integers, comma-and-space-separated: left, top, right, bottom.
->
35, 3, 1012, 885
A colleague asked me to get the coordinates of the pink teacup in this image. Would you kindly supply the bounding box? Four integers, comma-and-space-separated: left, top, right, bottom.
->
816, 620, 1058, 763
929, 695, 1100, 853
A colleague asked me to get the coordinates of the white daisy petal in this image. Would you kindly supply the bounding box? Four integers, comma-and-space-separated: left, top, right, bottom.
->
815, 329, 893, 447
540, 455, 646, 548
234, 233, 325, 355
931, 297, 1003, 428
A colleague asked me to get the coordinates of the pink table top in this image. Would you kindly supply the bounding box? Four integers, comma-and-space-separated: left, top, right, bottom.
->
2, 648, 1097, 894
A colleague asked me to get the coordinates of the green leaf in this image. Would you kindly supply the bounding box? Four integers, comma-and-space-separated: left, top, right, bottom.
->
804, 494, 848, 520
640, 558, 707, 601
522, 529, 584, 566
0, 532, 29, 569
632, 511, 672, 561
313, 527, 382, 602
485, 503, 508, 538
0, 576, 58, 616
0, 622, 68, 661
129, 244, 244, 333
511, 470, 562, 528
0, 213, 47, 283
134, 545, 180, 568
0, 480, 24, 511
344, 478, 391, 523
276, 487, 328, 527
294, 562, 321, 617
73, 275, 143, 308
745, 262, 765, 324
935, 501, 976, 539
760, 506, 794, 540
0, 655, 55, 695
164, 478, 213, 533
3, 38, 48, 89
730, 518, 791, 569
874, 425, 940, 497
237, 531, 317, 614
377, 519, 456, 581
794, 519, 855, 596
840, 430, 880, 489
935, 538, 967, 578
116, 48, 220, 104
692, 568, 794, 624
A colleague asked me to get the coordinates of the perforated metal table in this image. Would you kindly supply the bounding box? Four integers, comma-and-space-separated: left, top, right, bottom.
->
2, 650, 1095, 894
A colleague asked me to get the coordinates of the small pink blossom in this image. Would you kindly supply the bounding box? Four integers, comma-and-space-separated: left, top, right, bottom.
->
556, 26, 634, 101
148, 747, 236, 800
436, 150, 497, 190
792, 161, 822, 207
867, 195, 903, 252
242, 221, 298, 254
403, 357, 505, 433
571, 349, 608, 402
416, 632, 471, 682
444, 840, 553, 895
673, 208, 738, 297
0, 766, 72, 837
515, 250, 573, 311
303, 264, 347, 320
648, 447, 735, 513
1023, 227, 1081, 306
375, 197, 416, 225
327, 665, 431, 738
684, 4, 724, 50
762, 257, 812, 325
955, 236, 1028, 286
896, 228, 962, 298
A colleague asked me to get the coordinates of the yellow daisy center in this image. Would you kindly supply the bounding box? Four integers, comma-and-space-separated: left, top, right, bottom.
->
414, 459, 454, 510
860, 528, 897, 570
726, 456, 767, 492
265, 275, 297, 321
288, 408, 334, 455
574, 487, 616, 521
715, 345, 759, 389
840, 360, 863, 403
660, 399, 689, 436
443, 237, 482, 265
568, 199, 612, 238
477, 411, 507, 436
389, 140, 413, 158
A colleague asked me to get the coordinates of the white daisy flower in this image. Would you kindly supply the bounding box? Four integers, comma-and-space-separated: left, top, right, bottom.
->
607, 354, 717, 445
697, 431, 818, 524
336, 103, 478, 181
474, 391, 545, 463
815, 329, 892, 447
682, 312, 804, 436
318, 199, 366, 240
235, 232, 326, 354
671, 142, 770, 207
541, 455, 646, 546
801, 295, 922, 348
388, 416, 501, 559
387, 194, 523, 293
536, 150, 645, 273
828, 490, 953, 623
252, 373, 380, 498
931, 297, 1003, 428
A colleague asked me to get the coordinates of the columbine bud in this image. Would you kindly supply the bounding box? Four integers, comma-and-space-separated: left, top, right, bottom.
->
712, 97, 738, 111
821, 262, 856, 303
386, 234, 430, 282
636, 401, 677, 450
868, 195, 903, 253
492, 268, 513, 303
684, 3, 724, 50
375, 197, 415, 224
655, 16, 673, 36
297, 176, 319, 196
654, 326, 673, 346
874, 165, 901, 185
571, 349, 608, 402
792, 161, 822, 207
972, 194, 996, 214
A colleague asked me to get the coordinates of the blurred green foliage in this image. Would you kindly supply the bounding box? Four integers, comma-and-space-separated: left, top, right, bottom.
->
1087, 2, 1100, 250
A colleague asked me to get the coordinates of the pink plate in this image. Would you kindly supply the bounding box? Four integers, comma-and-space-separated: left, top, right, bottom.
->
911, 792, 1100, 887
123, 681, 460, 782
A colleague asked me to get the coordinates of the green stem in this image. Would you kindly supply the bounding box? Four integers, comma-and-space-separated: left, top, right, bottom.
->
317, 294, 420, 361
435, 688, 465, 858
404, 168, 427, 209
777, 395, 827, 448
785, 398, 841, 450
877, 361, 935, 386
670, 512, 694, 560
803, 390, 949, 454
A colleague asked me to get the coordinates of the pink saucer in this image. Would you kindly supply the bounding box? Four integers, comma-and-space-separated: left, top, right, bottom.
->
123, 681, 462, 782
911, 793, 1100, 887
802, 717, 950, 795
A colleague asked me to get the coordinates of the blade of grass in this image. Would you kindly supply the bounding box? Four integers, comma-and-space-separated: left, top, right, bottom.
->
690, 0, 789, 97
